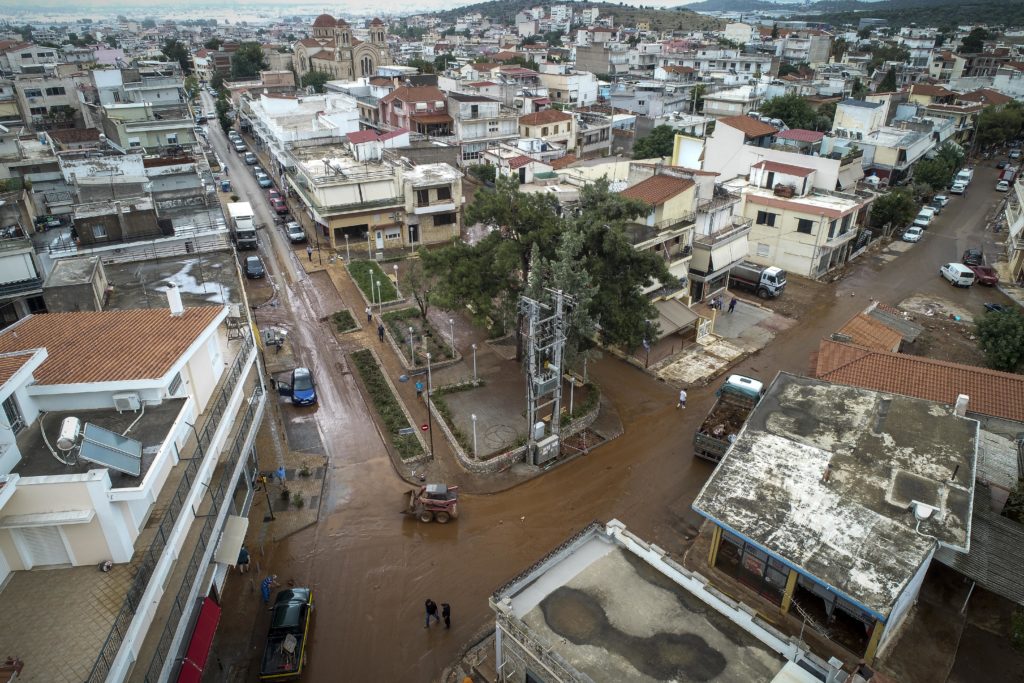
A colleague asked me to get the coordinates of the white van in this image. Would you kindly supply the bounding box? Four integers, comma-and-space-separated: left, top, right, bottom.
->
913, 207, 937, 227
940, 263, 975, 287
955, 169, 973, 186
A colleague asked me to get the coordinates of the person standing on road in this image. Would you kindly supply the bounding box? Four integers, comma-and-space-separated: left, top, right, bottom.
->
377, 322, 385, 342
677, 388, 687, 409
424, 599, 440, 627
306, 244, 313, 262
728, 297, 737, 314
441, 603, 451, 629
237, 546, 250, 573
261, 575, 279, 604
415, 380, 424, 399
365, 306, 372, 323
275, 466, 286, 485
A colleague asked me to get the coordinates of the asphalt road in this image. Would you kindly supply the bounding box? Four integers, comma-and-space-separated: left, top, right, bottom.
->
204, 101, 1015, 683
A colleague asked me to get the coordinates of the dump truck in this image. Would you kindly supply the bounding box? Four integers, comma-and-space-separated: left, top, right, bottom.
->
729, 261, 787, 299
693, 375, 765, 463
260, 588, 313, 681
402, 483, 459, 523
227, 202, 258, 250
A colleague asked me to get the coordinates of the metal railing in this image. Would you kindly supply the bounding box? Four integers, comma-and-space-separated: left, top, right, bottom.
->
143, 384, 264, 682
0, 277, 43, 298
694, 217, 753, 248
86, 331, 256, 683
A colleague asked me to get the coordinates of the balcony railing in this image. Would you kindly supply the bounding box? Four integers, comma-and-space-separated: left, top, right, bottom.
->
694, 216, 752, 248
86, 331, 256, 683
0, 277, 43, 298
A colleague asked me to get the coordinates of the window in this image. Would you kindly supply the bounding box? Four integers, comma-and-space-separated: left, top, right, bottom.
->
92, 224, 107, 239
755, 210, 777, 227
796, 218, 814, 235
385, 227, 401, 239
415, 189, 430, 206
166, 134, 178, 144
2, 395, 24, 435
45, 86, 65, 96
23, 88, 42, 98
637, 99, 645, 106
841, 213, 852, 234
436, 186, 452, 201
541, 126, 549, 136
715, 529, 788, 605
29, 107, 46, 115
434, 212, 457, 226
415, 102, 427, 111
756, 243, 770, 257
128, 137, 141, 148
828, 219, 837, 239
434, 100, 444, 108
168, 372, 183, 396
393, 100, 403, 110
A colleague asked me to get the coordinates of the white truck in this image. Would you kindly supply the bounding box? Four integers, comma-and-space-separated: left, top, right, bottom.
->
729, 261, 787, 299
227, 202, 258, 250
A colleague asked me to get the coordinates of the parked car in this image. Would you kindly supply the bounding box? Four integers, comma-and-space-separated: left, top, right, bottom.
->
271, 197, 288, 215
913, 207, 936, 228
285, 221, 307, 243
39, 215, 61, 229
931, 194, 949, 210
997, 180, 1010, 192
252, 166, 264, 177
245, 255, 265, 279
950, 181, 967, 194
256, 173, 272, 188
234, 141, 247, 153
902, 226, 924, 242
1011, 148, 1022, 160
243, 152, 257, 165
962, 248, 984, 266
940, 262, 975, 287
267, 189, 282, 202
997, 160, 1008, 169
984, 302, 1012, 313
194, 114, 207, 124
964, 263, 999, 286
277, 367, 317, 405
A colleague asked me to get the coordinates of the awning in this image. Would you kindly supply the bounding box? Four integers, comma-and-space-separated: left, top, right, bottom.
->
213, 515, 249, 566
652, 298, 698, 340
176, 597, 222, 683
0, 509, 94, 528
691, 234, 750, 279
410, 113, 453, 125
532, 98, 550, 105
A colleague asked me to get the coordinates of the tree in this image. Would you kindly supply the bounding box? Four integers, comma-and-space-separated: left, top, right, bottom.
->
959, 27, 989, 54
857, 27, 872, 40
832, 37, 849, 62
913, 157, 953, 190
878, 66, 898, 93
204, 37, 223, 50
936, 142, 964, 172
301, 70, 330, 93
161, 38, 191, 72
230, 42, 268, 79
543, 30, 564, 46
692, 83, 706, 113
759, 93, 825, 130
141, 18, 157, 29
468, 164, 496, 183
210, 72, 225, 93
406, 58, 435, 74
771, 23, 779, 39
777, 62, 803, 78
976, 310, 1024, 372
632, 125, 676, 159
403, 254, 436, 319
851, 77, 868, 100
215, 95, 232, 133
977, 105, 1024, 148
183, 75, 199, 99
433, 54, 457, 72
868, 44, 909, 76
870, 188, 917, 237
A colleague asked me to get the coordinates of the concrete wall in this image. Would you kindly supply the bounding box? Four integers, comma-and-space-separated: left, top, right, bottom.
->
76, 207, 161, 245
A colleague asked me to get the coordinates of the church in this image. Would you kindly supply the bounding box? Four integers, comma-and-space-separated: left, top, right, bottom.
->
293, 15, 391, 82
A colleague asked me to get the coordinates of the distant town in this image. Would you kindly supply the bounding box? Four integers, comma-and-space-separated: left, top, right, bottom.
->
0, 3, 1022, 683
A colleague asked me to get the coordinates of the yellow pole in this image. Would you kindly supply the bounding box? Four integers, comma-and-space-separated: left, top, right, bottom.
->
863, 619, 885, 664
780, 570, 799, 614
708, 525, 722, 568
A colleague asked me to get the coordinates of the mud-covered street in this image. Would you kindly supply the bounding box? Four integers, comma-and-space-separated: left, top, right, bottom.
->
201, 94, 1015, 682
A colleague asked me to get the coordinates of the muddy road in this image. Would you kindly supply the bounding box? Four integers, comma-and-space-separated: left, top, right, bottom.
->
206, 107, 1014, 683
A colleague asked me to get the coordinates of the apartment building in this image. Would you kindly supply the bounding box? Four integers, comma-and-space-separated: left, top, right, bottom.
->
444, 92, 519, 163
379, 85, 452, 137
0, 42, 59, 74
608, 81, 691, 118
574, 43, 630, 76
99, 102, 197, 153
536, 66, 599, 108
14, 71, 88, 131
518, 109, 576, 152
658, 48, 777, 83
702, 85, 764, 119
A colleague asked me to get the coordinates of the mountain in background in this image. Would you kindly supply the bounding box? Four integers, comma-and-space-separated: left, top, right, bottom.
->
435, 0, 722, 31
681, 0, 953, 14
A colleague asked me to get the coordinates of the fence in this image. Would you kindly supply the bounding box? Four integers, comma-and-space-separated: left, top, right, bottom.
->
86, 331, 255, 683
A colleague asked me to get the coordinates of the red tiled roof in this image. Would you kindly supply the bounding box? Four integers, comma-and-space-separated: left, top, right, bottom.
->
48, 128, 101, 144
381, 85, 445, 104
548, 154, 577, 170
777, 128, 824, 143
468, 81, 497, 87
312, 13, 337, 28
492, 51, 520, 61
378, 127, 408, 141
347, 129, 380, 144
0, 41, 32, 54
752, 160, 815, 177
0, 351, 38, 387
0, 308, 224, 385
620, 174, 694, 206
470, 62, 500, 72
957, 88, 1012, 106
814, 339, 1024, 424
835, 314, 902, 352
718, 115, 778, 139
507, 155, 534, 169
910, 83, 952, 98
519, 109, 572, 126
298, 38, 326, 48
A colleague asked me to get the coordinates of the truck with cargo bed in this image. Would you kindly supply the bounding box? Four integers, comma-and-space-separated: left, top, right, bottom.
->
227, 202, 258, 250
729, 261, 786, 299
260, 588, 313, 681
693, 375, 764, 463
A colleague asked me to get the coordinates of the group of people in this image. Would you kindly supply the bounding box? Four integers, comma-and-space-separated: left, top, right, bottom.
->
707, 296, 739, 314
424, 599, 452, 629
366, 306, 386, 344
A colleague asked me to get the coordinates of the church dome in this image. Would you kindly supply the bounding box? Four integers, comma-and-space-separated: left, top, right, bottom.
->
312, 14, 336, 28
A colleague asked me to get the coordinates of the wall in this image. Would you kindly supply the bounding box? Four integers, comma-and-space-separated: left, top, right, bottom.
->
879, 548, 934, 654
0, 251, 39, 284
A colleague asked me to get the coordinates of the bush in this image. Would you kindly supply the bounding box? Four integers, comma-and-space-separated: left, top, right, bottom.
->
1013, 608, 1024, 652
348, 260, 399, 303
291, 492, 305, 508
350, 350, 423, 460
331, 309, 357, 333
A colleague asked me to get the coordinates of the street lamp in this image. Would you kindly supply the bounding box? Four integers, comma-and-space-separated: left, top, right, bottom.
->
426, 352, 432, 393
471, 413, 478, 459
471, 343, 477, 382
344, 234, 350, 262
426, 352, 434, 457
375, 280, 383, 314
408, 326, 415, 365
393, 263, 399, 289
448, 317, 455, 357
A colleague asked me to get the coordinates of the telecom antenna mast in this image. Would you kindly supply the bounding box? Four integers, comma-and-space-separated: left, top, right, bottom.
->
520, 289, 573, 463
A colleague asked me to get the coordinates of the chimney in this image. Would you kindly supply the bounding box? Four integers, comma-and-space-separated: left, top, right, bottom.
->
954, 394, 969, 417
166, 283, 184, 316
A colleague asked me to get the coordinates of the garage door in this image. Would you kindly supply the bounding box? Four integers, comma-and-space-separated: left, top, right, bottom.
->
18, 526, 70, 567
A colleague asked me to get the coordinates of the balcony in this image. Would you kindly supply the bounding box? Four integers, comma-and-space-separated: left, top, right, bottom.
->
693, 216, 752, 249
630, 214, 695, 250
0, 277, 43, 299
413, 199, 457, 215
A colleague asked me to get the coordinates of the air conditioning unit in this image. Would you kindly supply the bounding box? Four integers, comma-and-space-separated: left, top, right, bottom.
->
112, 393, 141, 413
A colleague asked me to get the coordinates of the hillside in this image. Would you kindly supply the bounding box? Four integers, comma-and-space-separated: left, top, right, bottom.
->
793, 1, 1024, 29
434, 0, 723, 32
682, 0, 948, 14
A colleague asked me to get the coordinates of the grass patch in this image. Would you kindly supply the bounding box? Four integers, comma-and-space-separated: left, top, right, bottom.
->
350, 349, 423, 460
382, 308, 455, 364
431, 381, 486, 455
331, 310, 357, 333
348, 260, 398, 304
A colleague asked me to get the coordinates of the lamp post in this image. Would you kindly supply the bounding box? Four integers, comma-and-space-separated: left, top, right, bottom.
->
448, 317, 455, 357
344, 234, 350, 262
426, 352, 432, 393
408, 326, 415, 365
367, 232, 372, 259
471, 343, 477, 382
393, 263, 399, 291
426, 352, 434, 457
471, 413, 478, 459
375, 280, 382, 314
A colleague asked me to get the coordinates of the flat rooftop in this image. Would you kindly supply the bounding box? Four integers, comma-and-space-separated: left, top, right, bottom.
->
494, 522, 830, 682
693, 373, 977, 619
12, 400, 187, 485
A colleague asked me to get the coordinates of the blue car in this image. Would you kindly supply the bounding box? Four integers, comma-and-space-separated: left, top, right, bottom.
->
289, 367, 317, 405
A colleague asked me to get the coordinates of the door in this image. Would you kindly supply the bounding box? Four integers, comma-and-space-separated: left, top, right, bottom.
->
408, 224, 419, 246
375, 230, 384, 250
18, 526, 71, 567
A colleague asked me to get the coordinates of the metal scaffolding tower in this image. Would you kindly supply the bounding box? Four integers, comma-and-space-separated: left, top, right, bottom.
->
520, 289, 573, 453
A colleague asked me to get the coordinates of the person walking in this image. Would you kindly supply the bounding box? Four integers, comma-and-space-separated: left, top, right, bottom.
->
424, 599, 440, 628
261, 574, 279, 604
377, 322, 385, 342
365, 306, 372, 323
415, 380, 424, 399
728, 297, 737, 314
677, 388, 687, 409
306, 244, 313, 262
441, 603, 451, 629
237, 546, 250, 574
